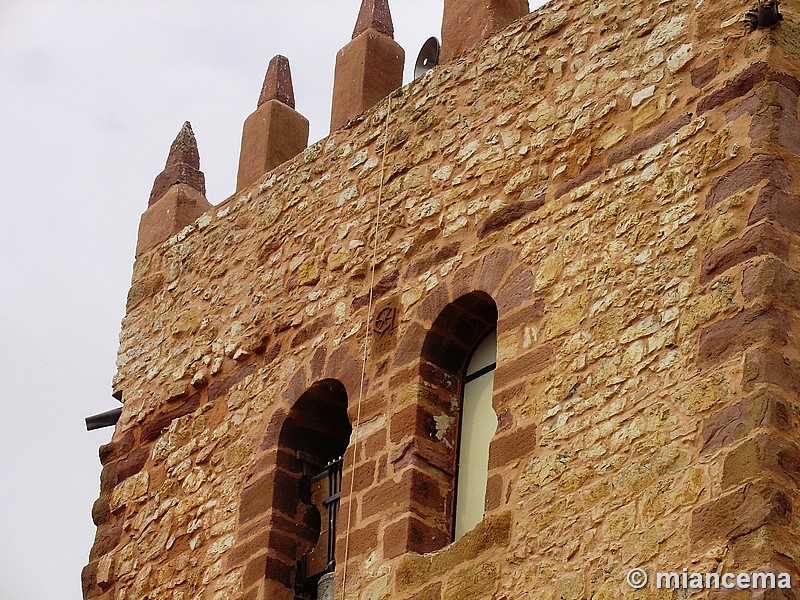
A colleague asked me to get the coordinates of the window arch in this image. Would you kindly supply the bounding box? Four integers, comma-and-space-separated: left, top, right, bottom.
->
410, 291, 498, 550
267, 379, 351, 599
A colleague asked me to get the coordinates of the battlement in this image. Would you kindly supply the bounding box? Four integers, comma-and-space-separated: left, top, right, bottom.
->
85, 0, 800, 598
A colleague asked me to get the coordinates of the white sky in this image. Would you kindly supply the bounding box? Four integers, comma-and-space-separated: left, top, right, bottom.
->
0, 1, 546, 598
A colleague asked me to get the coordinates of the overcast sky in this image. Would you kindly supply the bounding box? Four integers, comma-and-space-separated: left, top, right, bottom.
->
0, 1, 545, 598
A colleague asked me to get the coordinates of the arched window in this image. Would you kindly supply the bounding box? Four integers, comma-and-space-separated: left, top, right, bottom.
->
268, 380, 351, 599
401, 291, 498, 553
454, 329, 497, 539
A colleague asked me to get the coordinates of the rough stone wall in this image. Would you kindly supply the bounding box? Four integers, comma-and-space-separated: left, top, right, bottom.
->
85, 0, 800, 599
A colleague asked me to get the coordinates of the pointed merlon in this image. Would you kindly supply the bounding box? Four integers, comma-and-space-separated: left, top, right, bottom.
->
138, 121, 211, 255
166, 121, 200, 170
148, 121, 206, 206
352, 0, 394, 39
330, 0, 404, 131
258, 55, 295, 109
441, 0, 529, 63
236, 56, 309, 191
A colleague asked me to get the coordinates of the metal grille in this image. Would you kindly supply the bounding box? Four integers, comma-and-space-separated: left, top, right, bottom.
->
295, 457, 343, 599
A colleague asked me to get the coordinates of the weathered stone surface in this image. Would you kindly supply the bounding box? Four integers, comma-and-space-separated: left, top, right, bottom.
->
705, 154, 792, 208
90, 2, 800, 599
148, 121, 206, 206
330, 23, 403, 131
441, 0, 528, 62
257, 55, 295, 108
352, 0, 394, 39
237, 59, 310, 191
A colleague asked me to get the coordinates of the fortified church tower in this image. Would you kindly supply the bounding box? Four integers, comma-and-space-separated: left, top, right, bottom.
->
85, 0, 800, 598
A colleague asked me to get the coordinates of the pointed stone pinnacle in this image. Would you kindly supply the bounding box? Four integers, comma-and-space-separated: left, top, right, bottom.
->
352, 0, 394, 39
149, 121, 206, 206
258, 55, 295, 109
165, 121, 200, 170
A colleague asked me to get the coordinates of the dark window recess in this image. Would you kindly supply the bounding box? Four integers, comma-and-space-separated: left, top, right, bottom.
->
295, 457, 343, 599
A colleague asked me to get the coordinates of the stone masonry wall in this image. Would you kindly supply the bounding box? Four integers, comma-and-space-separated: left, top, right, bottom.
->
85, 0, 800, 598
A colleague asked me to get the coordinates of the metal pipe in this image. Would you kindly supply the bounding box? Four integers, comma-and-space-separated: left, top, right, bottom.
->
85, 407, 122, 431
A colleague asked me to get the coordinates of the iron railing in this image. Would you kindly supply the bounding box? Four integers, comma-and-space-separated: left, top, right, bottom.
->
295, 456, 343, 599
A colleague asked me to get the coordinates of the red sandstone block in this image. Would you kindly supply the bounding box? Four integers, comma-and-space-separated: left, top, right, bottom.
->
477, 248, 515, 292
264, 556, 293, 590
291, 314, 331, 348
499, 299, 545, 331
485, 474, 503, 512
697, 305, 788, 368
383, 514, 450, 559
344, 521, 380, 558
742, 258, 800, 308
495, 343, 552, 383
91, 495, 110, 527
705, 154, 792, 209
360, 477, 407, 519
701, 390, 793, 456
416, 284, 453, 323
393, 322, 427, 368
554, 162, 604, 200
351, 270, 399, 310
239, 477, 273, 525
89, 522, 122, 561
140, 391, 201, 443
353, 459, 376, 490
98, 430, 134, 466
421, 334, 467, 377
228, 532, 271, 568
115, 446, 150, 484
477, 197, 545, 239
99, 462, 118, 494
749, 185, 800, 235
492, 383, 525, 419
240, 579, 264, 600
691, 479, 792, 545
488, 422, 537, 469
496, 266, 534, 314
404, 242, 462, 278
280, 367, 308, 404
604, 114, 692, 168
697, 61, 769, 115
81, 560, 100, 598
743, 348, 800, 393
450, 261, 480, 302
390, 403, 433, 445
692, 58, 719, 88
721, 432, 800, 490
753, 106, 800, 156
700, 222, 789, 284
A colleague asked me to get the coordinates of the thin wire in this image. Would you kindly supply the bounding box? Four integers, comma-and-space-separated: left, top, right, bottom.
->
339, 94, 393, 598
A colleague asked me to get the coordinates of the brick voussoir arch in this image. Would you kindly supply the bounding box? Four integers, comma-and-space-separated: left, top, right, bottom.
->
232, 377, 352, 600
381, 252, 539, 557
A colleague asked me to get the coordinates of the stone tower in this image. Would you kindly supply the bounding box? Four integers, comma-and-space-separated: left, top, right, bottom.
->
84, 0, 800, 598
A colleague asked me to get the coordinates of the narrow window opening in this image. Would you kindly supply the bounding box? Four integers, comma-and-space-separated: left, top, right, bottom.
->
273, 380, 350, 600
454, 329, 498, 540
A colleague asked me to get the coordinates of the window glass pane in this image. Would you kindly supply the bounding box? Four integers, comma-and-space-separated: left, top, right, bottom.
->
465, 330, 497, 377
455, 330, 498, 539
